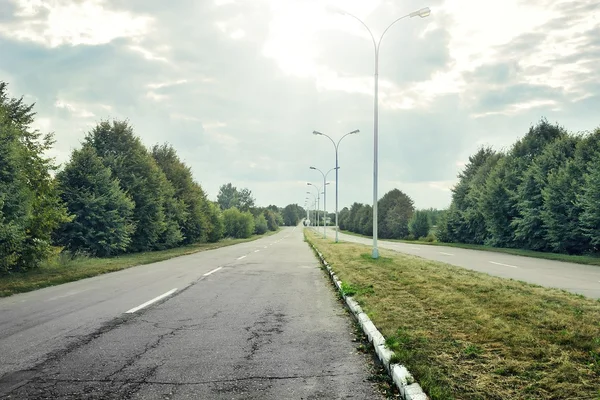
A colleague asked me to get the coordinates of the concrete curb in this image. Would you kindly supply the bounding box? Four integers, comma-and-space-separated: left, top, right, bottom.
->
307, 239, 429, 400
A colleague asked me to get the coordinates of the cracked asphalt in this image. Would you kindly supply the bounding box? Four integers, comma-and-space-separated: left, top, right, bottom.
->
0, 227, 383, 399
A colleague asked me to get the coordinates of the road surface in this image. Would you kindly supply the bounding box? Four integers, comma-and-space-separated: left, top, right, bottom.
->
316, 226, 600, 298
0, 227, 382, 399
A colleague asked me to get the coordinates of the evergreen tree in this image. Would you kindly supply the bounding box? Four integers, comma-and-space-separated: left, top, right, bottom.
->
378, 189, 414, 239
480, 120, 564, 247
580, 152, 600, 250
55, 146, 135, 257
409, 211, 431, 239
357, 205, 373, 236
152, 144, 211, 244
85, 120, 181, 252
512, 135, 578, 250
541, 130, 600, 254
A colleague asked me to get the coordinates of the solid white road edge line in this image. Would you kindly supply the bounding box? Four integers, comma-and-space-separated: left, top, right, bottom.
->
125, 288, 177, 314
489, 261, 519, 269
439, 252, 454, 256
237, 255, 247, 260
203, 266, 223, 276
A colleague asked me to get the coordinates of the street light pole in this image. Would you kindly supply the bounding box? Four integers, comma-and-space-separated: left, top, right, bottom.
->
307, 183, 321, 229
313, 129, 359, 243
306, 194, 317, 226
310, 166, 335, 239
330, 6, 431, 258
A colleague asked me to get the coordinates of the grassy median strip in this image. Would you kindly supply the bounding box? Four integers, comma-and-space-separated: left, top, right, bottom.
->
339, 229, 600, 267
0, 231, 278, 298
306, 230, 600, 400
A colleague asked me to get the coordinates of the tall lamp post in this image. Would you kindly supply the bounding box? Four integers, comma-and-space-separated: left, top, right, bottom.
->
306, 195, 316, 226
330, 6, 431, 259
313, 129, 359, 242
306, 189, 319, 228
310, 166, 336, 239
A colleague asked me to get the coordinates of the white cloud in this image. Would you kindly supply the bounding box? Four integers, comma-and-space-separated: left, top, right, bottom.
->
54, 99, 95, 118
2, 0, 599, 210
0, 0, 153, 47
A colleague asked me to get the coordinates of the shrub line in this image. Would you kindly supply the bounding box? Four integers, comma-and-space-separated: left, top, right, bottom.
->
306, 232, 429, 400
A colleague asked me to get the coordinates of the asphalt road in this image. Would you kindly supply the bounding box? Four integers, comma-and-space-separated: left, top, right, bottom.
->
318, 226, 600, 298
0, 227, 383, 399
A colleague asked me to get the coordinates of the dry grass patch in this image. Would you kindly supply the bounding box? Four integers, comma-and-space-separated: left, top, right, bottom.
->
306, 230, 600, 400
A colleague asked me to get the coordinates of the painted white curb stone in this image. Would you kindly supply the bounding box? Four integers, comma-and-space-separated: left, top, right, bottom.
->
308, 237, 430, 400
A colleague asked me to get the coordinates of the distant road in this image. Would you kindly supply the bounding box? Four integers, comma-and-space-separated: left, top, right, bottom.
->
0, 227, 382, 399
319, 227, 600, 299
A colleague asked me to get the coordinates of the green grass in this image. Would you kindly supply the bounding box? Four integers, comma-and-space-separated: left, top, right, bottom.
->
0, 230, 279, 298
338, 229, 600, 267
306, 229, 600, 400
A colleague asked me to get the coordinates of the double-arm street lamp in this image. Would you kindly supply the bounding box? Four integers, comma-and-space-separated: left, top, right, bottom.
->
330, 6, 431, 259
313, 129, 359, 242
310, 166, 336, 239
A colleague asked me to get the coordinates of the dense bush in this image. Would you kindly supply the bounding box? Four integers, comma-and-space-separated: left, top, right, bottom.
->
254, 214, 268, 235
223, 208, 255, 238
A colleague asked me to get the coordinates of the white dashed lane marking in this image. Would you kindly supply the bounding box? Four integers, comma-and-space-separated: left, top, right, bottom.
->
126, 289, 177, 314
489, 261, 519, 269
203, 267, 223, 276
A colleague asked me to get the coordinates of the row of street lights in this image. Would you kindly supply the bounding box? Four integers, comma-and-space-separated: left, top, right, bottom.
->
304, 5, 431, 258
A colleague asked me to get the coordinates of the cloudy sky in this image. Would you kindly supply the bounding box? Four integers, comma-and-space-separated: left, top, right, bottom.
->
1, 0, 598, 211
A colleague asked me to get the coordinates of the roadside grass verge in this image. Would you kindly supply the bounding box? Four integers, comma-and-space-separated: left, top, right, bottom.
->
0, 230, 279, 298
306, 229, 600, 400
338, 229, 600, 267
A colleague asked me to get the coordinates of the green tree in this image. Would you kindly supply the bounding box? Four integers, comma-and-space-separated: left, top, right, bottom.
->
348, 203, 364, 233
480, 120, 564, 247
263, 209, 278, 231
377, 189, 414, 239
0, 107, 31, 273
206, 202, 224, 242
512, 135, 578, 250
386, 204, 412, 239
0, 82, 69, 272
282, 204, 302, 226
357, 205, 373, 236
479, 157, 517, 247
217, 183, 240, 210
55, 146, 135, 257
254, 214, 268, 235
580, 152, 600, 250
152, 144, 211, 244
223, 208, 255, 238
541, 129, 600, 254
338, 207, 350, 230
237, 188, 255, 212
85, 120, 182, 252
409, 211, 431, 239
